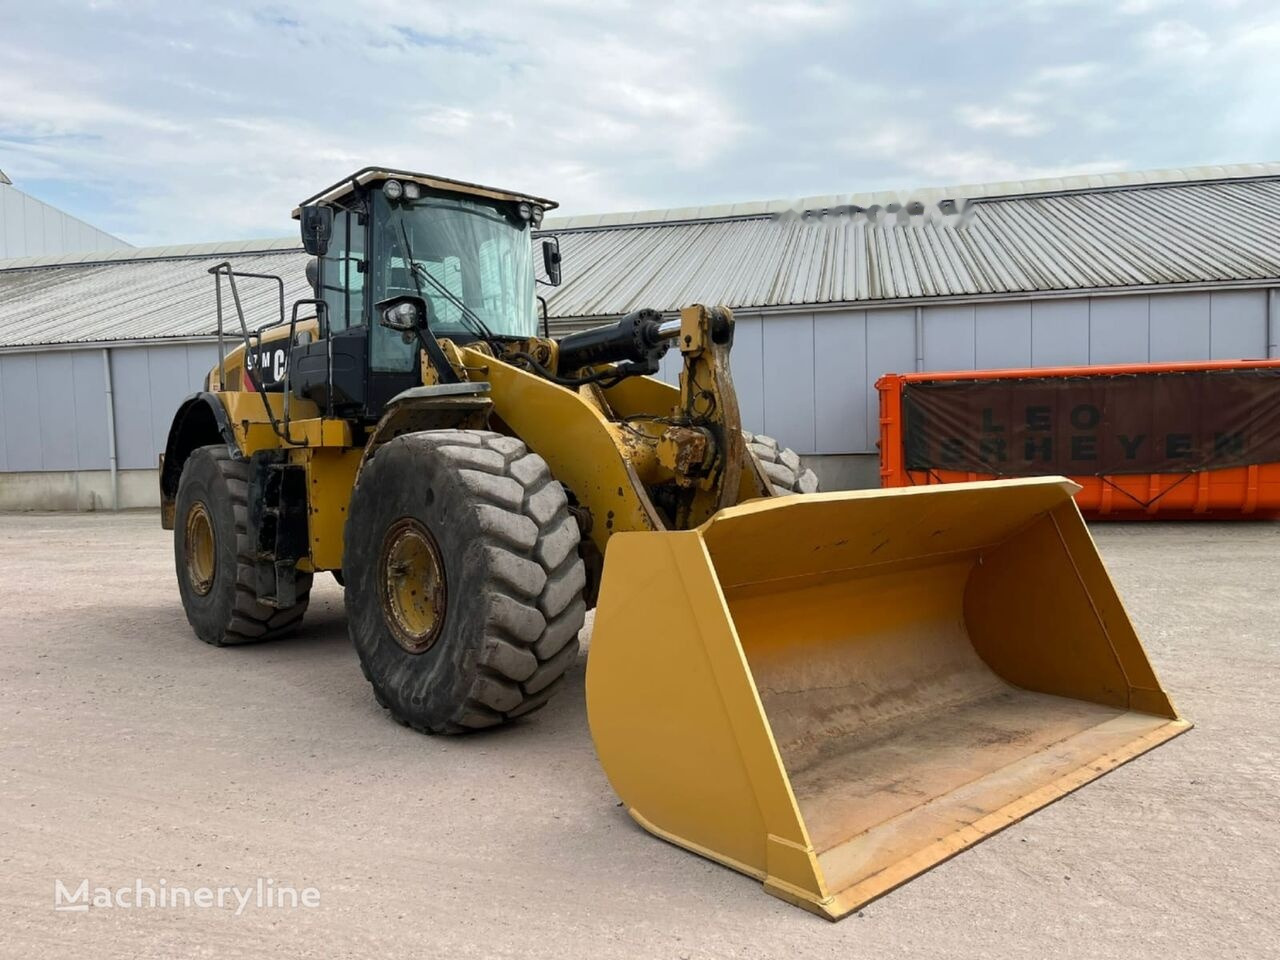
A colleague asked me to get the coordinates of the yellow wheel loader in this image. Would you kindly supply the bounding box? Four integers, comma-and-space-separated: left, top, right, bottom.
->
160, 167, 1189, 920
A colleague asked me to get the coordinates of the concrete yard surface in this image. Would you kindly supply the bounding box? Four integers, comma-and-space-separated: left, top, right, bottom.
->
0, 511, 1276, 958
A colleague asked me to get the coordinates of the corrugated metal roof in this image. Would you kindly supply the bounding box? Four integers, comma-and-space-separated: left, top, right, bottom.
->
0, 236, 299, 270
2, 165, 1279, 349
539, 176, 1280, 318
541, 161, 1280, 229
0, 249, 312, 348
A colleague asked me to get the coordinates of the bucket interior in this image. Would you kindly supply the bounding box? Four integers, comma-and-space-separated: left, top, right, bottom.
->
702, 482, 1180, 904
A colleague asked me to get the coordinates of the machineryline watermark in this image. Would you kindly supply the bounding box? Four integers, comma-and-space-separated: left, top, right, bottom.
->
53, 877, 321, 916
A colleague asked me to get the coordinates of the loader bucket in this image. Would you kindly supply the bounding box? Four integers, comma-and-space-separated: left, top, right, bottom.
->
586, 477, 1189, 920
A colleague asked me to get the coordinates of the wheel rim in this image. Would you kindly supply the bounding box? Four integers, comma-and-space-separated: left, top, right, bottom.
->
185, 501, 216, 596
379, 518, 447, 654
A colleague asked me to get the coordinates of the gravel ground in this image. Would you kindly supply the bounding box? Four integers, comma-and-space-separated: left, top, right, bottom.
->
0, 511, 1276, 959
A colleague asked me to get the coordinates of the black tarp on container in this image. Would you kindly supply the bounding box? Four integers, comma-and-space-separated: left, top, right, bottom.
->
903, 368, 1280, 476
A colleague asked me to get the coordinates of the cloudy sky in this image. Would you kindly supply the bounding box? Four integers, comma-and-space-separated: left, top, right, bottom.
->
1, 0, 1276, 246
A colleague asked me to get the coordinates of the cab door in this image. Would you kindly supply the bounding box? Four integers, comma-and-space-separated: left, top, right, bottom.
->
292, 207, 373, 417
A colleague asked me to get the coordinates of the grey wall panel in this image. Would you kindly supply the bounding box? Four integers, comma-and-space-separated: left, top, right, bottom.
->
109, 349, 155, 469
1088, 296, 1150, 363
864, 307, 916, 451
0, 358, 8, 471
922, 304, 975, 370
656, 346, 680, 386
144, 345, 198, 464
1, 355, 42, 470
1, 187, 24, 257
185, 344, 218, 393
813, 309, 868, 454
975, 301, 1033, 368
1031, 298, 1089, 365
730, 313, 766, 435
1149, 292, 1211, 361
42, 203, 62, 254
761, 312, 816, 453
76, 221, 96, 255
35, 352, 79, 469
72, 352, 109, 469
0, 346, 208, 474
24, 194, 45, 253
1209, 289, 1268, 359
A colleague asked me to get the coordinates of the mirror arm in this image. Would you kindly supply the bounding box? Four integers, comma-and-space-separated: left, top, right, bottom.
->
414, 323, 461, 385
537, 295, 550, 338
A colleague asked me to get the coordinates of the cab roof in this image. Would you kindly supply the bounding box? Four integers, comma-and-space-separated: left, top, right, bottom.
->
291, 166, 558, 219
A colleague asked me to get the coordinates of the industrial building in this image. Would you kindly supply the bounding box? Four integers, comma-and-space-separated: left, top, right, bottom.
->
1, 162, 1278, 509
0, 169, 129, 260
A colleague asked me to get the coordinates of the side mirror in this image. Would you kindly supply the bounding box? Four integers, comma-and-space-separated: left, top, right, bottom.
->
541, 237, 562, 286
375, 294, 430, 332
300, 205, 333, 257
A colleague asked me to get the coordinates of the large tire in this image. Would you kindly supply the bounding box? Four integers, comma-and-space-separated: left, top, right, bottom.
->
174, 445, 312, 646
344, 430, 587, 734
745, 433, 820, 494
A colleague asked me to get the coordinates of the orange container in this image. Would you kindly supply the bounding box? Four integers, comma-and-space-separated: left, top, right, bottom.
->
876, 360, 1280, 519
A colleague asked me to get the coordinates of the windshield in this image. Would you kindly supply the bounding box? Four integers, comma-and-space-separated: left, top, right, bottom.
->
371, 191, 536, 371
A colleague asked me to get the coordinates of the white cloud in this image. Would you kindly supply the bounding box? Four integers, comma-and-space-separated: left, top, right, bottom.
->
1, 0, 820, 241
1033, 62, 1102, 85
955, 105, 1050, 137
1140, 20, 1213, 59
0, 0, 1277, 245
841, 121, 1123, 188
1118, 0, 1175, 14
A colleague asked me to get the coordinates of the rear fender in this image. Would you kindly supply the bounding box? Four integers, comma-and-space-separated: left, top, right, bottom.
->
159, 393, 239, 529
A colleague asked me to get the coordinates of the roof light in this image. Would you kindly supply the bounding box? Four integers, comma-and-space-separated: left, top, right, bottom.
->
531, 205, 544, 227
517, 201, 533, 221
403, 181, 421, 200
383, 179, 404, 200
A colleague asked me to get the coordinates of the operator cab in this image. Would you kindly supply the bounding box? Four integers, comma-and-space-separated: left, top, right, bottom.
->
288, 167, 561, 421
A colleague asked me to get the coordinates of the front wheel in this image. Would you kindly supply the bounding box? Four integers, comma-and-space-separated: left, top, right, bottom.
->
744, 433, 820, 494
344, 430, 587, 734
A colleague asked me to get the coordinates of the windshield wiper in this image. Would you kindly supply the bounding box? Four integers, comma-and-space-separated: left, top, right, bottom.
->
395, 217, 462, 384
408, 259, 498, 344
394, 213, 496, 344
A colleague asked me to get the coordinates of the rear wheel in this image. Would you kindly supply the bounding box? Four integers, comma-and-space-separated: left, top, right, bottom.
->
174, 445, 312, 645
745, 433, 820, 494
344, 430, 587, 734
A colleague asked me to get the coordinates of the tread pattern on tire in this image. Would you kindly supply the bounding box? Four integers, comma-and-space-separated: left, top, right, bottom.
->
203, 446, 312, 645
744, 432, 820, 495
354, 430, 586, 733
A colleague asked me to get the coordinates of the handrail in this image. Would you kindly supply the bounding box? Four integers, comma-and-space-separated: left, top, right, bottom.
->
208, 262, 305, 447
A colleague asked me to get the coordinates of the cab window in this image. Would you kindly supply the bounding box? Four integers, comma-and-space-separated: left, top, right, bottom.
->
320, 209, 365, 334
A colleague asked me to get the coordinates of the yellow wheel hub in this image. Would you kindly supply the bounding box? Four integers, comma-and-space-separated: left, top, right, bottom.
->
379, 518, 447, 654
185, 501, 216, 596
